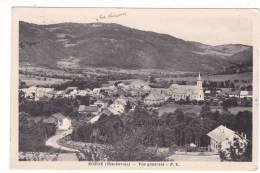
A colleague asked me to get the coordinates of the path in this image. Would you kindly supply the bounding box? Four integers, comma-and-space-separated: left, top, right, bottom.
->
45, 129, 79, 152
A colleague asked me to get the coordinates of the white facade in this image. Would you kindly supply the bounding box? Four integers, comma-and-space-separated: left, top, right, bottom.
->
21, 86, 55, 100
170, 73, 204, 101
240, 91, 253, 98
51, 113, 72, 130
108, 97, 128, 115
207, 125, 246, 153
57, 117, 71, 130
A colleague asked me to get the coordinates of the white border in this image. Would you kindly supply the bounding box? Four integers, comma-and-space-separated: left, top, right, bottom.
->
1, 0, 260, 173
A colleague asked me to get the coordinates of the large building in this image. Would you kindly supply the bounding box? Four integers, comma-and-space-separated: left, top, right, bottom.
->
170, 73, 204, 101
207, 125, 247, 153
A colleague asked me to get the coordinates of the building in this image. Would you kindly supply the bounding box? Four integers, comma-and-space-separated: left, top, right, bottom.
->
77, 89, 92, 96
240, 91, 253, 99
170, 73, 204, 101
108, 97, 128, 115
78, 105, 100, 116
43, 113, 71, 130
93, 99, 109, 109
144, 89, 170, 106
227, 90, 240, 98
207, 125, 247, 153
21, 86, 55, 100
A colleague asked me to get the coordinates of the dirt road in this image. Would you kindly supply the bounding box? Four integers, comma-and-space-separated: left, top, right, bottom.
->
45, 129, 79, 152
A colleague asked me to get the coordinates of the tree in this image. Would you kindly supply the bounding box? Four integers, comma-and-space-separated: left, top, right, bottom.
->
124, 101, 131, 113
235, 111, 252, 140
104, 130, 166, 161
200, 104, 212, 119
219, 137, 250, 161
217, 110, 236, 129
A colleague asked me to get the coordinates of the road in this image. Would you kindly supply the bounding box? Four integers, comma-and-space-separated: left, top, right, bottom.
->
45, 129, 79, 152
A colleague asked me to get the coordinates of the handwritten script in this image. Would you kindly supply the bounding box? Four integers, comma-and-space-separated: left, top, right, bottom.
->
96, 12, 126, 22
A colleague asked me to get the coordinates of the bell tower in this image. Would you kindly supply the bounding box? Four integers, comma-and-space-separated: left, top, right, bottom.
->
197, 73, 202, 88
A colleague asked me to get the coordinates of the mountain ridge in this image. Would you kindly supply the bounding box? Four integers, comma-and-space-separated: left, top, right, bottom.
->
19, 21, 253, 73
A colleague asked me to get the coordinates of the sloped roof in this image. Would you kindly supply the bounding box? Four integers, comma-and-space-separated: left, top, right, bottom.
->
240, 90, 252, 96
114, 97, 128, 105
51, 112, 67, 121
32, 116, 43, 123
78, 105, 99, 112
66, 87, 78, 90
145, 91, 165, 101
101, 108, 113, 116
207, 125, 235, 142
43, 117, 57, 124
130, 79, 149, 86
227, 90, 240, 96
170, 84, 200, 95
89, 114, 101, 124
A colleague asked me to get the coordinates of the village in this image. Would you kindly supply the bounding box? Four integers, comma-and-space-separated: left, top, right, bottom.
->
18, 73, 252, 161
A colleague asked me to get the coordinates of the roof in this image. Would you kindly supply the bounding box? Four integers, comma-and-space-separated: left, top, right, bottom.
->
198, 73, 201, 81
130, 80, 150, 87
43, 117, 57, 124
145, 91, 165, 101
89, 114, 101, 124
114, 97, 128, 105
207, 125, 235, 142
101, 108, 113, 116
66, 87, 78, 90
33, 117, 43, 123
78, 105, 99, 112
227, 90, 240, 96
170, 84, 200, 95
240, 90, 253, 96
51, 112, 68, 121
47, 90, 57, 95
94, 99, 108, 104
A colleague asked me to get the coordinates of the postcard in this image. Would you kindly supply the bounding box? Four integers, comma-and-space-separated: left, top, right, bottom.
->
10, 7, 259, 170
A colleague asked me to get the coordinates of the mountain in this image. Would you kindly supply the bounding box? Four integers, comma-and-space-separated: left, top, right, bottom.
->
19, 21, 253, 73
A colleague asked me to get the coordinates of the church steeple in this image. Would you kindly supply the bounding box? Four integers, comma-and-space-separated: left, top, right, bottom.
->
198, 72, 201, 81
197, 73, 202, 88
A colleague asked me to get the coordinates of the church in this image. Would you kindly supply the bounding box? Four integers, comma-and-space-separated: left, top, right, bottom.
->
169, 73, 204, 101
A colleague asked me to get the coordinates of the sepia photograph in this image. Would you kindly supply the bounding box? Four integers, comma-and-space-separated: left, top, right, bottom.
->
10, 8, 259, 170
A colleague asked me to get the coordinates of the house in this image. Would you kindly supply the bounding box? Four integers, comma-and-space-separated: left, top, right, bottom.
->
207, 125, 246, 153
144, 89, 170, 106
78, 105, 100, 116
204, 90, 211, 94
108, 97, 128, 115
43, 113, 71, 130
46, 90, 57, 98
93, 99, 109, 109
169, 73, 204, 101
55, 90, 66, 97
240, 91, 253, 99
101, 108, 114, 116
35, 88, 55, 99
89, 114, 102, 124
21, 86, 55, 100
129, 80, 151, 91
77, 89, 92, 96
65, 87, 78, 93
21, 86, 37, 99
227, 90, 240, 98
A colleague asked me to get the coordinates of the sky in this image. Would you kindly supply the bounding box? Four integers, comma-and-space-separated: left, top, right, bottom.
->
14, 8, 254, 46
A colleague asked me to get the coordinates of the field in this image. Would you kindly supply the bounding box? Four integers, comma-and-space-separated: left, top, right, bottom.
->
157, 103, 252, 116
228, 107, 252, 115
20, 74, 70, 86
160, 72, 252, 82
